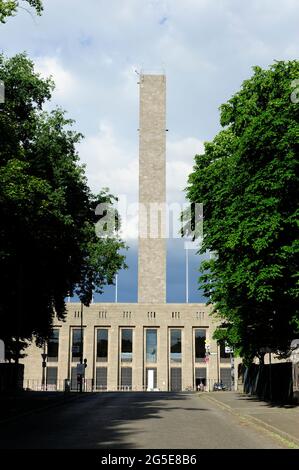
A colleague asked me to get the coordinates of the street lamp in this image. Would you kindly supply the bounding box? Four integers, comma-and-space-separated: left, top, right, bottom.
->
79, 302, 84, 392
41, 343, 47, 391
224, 342, 234, 390
230, 351, 235, 391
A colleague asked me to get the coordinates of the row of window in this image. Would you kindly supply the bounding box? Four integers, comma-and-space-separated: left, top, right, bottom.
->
45, 366, 187, 390
47, 328, 231, 364
45, 366, 231, 392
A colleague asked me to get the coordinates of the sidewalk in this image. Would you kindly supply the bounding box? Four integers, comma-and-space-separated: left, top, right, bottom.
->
203, 391, 299, 447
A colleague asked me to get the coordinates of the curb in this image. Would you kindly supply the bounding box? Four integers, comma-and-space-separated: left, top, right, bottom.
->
202, 394, 299, 449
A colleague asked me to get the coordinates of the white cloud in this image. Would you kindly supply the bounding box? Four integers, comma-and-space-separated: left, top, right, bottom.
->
35, 56, 78, 100
2, 0, 297, 143
78, 122, 139, 240
167, 137, 204, 202
79, 123, 203, 202
119, 209, 139, 240
79, 124, 203, 240
78, 121, 138, 197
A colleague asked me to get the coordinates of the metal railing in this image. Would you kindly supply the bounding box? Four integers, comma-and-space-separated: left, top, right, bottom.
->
22, 379, 233, 392
24, 379, 65, 392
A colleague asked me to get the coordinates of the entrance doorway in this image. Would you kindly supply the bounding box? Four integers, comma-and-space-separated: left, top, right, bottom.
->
146, 368, 157, 391
195, 367, 206, 391
195, 377, 206, 389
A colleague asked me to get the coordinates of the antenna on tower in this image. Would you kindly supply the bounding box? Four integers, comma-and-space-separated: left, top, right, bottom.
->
135, 69, 141, 85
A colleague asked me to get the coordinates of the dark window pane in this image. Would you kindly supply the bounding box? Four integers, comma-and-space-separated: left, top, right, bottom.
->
170, 368, 182, 391
97, 329, 108, 362
46, 367, 57, 387
170, 329, 182, 363
96, 367, 107, 390
48, 329, 59, 362
195, 329, 206, 362
195, 367, 207, 379
121, 367, 132, 389
71, 366, 78, 391
220, 368, 232, 389
72, 329, 83, 362
121, 329, 133, 362
146, 329, 157, 363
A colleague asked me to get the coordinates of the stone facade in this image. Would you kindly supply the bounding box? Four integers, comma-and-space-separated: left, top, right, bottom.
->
21, 302, 233, 391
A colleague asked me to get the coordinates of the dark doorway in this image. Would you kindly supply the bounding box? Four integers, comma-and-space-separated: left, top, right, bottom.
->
195, 367, 206, 390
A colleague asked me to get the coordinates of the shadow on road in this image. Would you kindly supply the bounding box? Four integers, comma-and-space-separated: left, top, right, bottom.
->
231, 392, 299, 409
0, 391, 209, 449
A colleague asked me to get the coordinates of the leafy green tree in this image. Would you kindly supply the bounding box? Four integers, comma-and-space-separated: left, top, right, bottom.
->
0, 53, 127, 358
0, 0, 43, 23
185, 61, 299, 363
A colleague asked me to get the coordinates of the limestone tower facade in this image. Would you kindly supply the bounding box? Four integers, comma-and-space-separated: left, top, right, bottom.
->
138, 74, 166, 303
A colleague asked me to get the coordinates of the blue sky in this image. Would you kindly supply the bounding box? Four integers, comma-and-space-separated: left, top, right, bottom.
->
1, 0, 298, 302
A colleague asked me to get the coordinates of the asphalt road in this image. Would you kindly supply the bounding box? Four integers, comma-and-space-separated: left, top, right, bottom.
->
0, 392, 286, 449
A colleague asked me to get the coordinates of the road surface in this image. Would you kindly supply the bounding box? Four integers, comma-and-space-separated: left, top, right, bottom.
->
0, 392, 286, 449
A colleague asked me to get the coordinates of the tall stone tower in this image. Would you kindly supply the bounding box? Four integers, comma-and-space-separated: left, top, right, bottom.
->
138, 74, 166, 303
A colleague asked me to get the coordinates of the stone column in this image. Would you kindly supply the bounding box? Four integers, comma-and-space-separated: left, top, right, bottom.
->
133, 325, 144, 390
83, 323, 94, 390
158, 325, 169, 391
207, 329, 218, 391
138, 74, 166, 304
182, 326, 193, 390
58, 323, 70, 389
107, 326, 119, 391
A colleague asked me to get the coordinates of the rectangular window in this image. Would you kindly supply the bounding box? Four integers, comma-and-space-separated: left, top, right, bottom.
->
121, 367, 132, 389
121, 329, 133, 362
47, 329, 59, 362
220, 368, 232, 389
170, 368, 182, 391
146, 329, 157, 363
46, 367, 57, 388
96, 329, 108, 362
70, 366, 78, 391
96, 367, 107, 390
195, 329, 206, 362
170, 329, 182, 363
72, 328, 83, 362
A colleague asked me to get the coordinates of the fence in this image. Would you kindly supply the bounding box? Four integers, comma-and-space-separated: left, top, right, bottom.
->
22, 378, 233, 393
24, 379, 66, 392
243, 362, 293, 403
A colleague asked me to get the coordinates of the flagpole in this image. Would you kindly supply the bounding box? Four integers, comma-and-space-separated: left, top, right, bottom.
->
185, 247, 189, 303
115, 273, 118, 303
